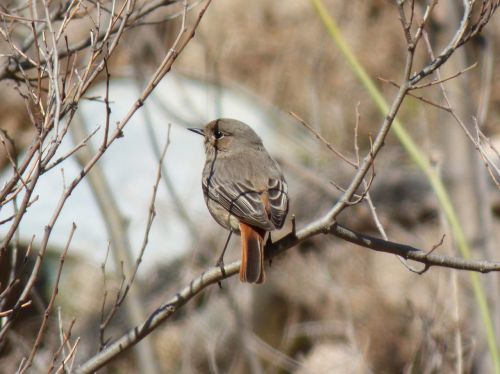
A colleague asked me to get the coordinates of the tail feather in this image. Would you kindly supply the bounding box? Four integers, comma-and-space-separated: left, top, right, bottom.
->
239, 222, 265, 284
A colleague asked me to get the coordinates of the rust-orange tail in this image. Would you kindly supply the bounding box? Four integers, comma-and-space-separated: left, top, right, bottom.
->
239, 222, 265, 284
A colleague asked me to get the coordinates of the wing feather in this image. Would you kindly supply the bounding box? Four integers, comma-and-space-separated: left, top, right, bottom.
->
202, 156, 289, 231
203, 177, 275, 230
267, 178, 289, 229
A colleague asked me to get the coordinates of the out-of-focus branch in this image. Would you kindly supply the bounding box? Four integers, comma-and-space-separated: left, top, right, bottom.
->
70, 113, 161, 373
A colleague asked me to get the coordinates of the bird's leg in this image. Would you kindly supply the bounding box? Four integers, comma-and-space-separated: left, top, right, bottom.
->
216, 230, 233, 269
266, 232, 273, 267
216, 231, 233, 289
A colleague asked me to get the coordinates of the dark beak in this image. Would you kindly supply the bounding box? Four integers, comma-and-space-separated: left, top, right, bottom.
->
188, 128, 204, 136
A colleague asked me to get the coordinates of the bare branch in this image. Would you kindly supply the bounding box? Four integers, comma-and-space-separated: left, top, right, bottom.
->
290, 111, 358, 168
18, 223, 76, 373
0, 301, 32, 317
73, 218, 500, 373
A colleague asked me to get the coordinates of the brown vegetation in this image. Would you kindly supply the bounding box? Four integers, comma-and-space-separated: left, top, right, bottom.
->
0, 1, 499, 373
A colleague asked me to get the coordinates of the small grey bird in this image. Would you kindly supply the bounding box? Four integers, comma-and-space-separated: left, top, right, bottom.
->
189, 119, 289, 283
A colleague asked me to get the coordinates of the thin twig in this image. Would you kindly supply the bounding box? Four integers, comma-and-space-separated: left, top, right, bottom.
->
410, 62, 477, 90
422, 31, 500, 187
290, 111, 358, 168
47, 317, 76, 373
0, 301, 32, 317
19, 223, 76, 373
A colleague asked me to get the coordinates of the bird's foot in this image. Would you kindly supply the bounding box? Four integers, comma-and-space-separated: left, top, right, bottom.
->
216, 258, 226, 289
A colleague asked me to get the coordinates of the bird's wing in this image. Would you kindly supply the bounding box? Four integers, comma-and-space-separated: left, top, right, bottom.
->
267, 178, 289, 229
203, 177, 275, 231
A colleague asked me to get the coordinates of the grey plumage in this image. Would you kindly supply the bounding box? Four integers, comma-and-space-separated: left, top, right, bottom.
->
199, 119, 288, 231
190, 118, 289, 283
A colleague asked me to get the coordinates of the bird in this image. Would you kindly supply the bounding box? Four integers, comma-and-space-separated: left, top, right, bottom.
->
189, 119, 289, 283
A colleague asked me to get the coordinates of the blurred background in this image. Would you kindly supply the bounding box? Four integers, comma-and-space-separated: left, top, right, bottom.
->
0, 0, 499, 373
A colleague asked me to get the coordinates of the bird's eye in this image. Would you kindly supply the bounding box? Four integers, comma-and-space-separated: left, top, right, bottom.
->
214, 129, 224, 139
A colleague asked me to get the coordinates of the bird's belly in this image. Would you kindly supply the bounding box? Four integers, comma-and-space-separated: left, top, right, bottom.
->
207, 199, 241, 233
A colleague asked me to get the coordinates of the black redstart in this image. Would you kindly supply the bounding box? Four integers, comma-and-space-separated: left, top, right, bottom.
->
189, 119, 289, 283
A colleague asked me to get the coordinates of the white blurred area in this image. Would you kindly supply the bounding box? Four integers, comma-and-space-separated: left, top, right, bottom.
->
0, 72, 298, 272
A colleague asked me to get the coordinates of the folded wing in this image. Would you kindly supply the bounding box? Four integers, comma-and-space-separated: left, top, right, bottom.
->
203, 170, 289, 231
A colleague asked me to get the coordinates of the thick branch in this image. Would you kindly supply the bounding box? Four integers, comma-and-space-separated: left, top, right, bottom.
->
74, 221, 500, 373
329, 224, 500, 273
